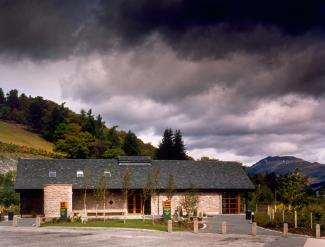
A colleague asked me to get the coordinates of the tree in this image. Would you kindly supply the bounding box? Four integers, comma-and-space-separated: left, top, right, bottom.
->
44, 103, 69, 141
0, 88, 5, 104
122, 168, 133, 223
95, 175, 105, 219
55, 131, 95, 158
123, 130, 140, 156
6, 89, 19, 109
142, 171, 153, 221
28, 96, 47, 130
0, 171, 19, 208
249, 184, 273, 212
142, 169, 160, 223
151, 168, 160, 224
106, 126, 121, 148
103, 147, 125, 159
180, 186, 199, 217
200, 156, 219, 161
96, 171, 110, 221
82, 168, 92, 214
166, 174, 175, 200
276, 169, 308, 210
156, 128, 174, 160
173, 130, 187, 160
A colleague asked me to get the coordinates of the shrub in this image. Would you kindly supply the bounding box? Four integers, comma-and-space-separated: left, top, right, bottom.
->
254, 212, 271, 227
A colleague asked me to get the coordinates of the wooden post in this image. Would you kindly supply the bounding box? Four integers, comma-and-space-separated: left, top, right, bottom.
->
271, 209, 275, 220
282, 210, 285, 223
251, 222, 257, 236
222, 221, 227, 234
12, 215, 17, 227
294, 210, 297, 228
283, 223, 288, 237
193, 218, 198, 233
35, 217, 41, 227
316, 224, 320, 239
167, 220, 172, 233
310, 212, 312, 229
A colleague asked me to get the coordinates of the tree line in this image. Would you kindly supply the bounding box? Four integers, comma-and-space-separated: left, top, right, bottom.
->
248, 169, 311, 211
0, 88, 155, 158
0, 88, 190, 160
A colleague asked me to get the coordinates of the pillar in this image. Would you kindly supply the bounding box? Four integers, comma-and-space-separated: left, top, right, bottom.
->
168, 220, 172, 233
283, 223, 288, 237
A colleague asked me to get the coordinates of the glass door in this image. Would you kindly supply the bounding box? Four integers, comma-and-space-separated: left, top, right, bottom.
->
127, 191, 143, 214
222, 192, 240, 214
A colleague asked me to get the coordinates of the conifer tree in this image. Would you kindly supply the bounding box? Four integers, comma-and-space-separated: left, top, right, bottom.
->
123, 130, 140, 156
173, 129, 187, 160
156, 128, 174, 160
0, 88, 5, 104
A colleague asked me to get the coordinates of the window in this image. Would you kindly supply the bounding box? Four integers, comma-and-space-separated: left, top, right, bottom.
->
104, 170, 111, 177
49, 171, 56, 178
222, 192, 240, 214
77, 170, 84, 178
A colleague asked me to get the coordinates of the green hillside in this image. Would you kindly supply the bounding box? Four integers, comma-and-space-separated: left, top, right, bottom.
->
0, 121, 54, 152
0, 88, 156, 159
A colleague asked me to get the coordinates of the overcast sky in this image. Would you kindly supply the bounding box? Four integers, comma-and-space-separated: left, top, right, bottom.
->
1, 0, 325, 164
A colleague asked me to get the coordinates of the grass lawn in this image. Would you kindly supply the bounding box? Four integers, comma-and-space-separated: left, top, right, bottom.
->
0, 121, 54, 152
42, 219, 187, 231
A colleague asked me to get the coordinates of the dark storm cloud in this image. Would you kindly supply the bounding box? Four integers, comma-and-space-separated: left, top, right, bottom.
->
1, 0, 325, 59
96, 0, 325, 57
2, 0, 325, 97
3, 0, 325, 162
0, 0, 96, 59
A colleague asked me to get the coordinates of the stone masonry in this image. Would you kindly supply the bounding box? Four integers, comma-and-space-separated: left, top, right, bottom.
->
44, 184, 72, 218
151, 192, 221, 216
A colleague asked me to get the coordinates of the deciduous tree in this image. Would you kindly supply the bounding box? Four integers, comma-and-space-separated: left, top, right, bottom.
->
276, 169, 308, 210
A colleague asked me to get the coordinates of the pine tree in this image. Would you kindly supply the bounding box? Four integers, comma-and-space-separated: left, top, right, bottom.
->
123, 130, 140, 156
156, 128, 174, 160
173, 129, 187, 160
0, 88, 5, 104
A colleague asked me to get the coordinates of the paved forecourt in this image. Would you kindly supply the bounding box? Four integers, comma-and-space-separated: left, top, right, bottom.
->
0, 225, 311, 247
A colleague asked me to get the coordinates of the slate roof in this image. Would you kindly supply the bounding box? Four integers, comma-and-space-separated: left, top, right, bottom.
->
15, 158, 255, 190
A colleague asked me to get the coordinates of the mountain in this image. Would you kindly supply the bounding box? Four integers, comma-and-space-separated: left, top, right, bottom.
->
248, 156, 325, 185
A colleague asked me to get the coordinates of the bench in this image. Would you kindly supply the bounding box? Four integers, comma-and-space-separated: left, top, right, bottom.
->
73, 209, 128, 221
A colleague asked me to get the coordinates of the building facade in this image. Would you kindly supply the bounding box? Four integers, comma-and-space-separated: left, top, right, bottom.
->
15, 157, 255, 218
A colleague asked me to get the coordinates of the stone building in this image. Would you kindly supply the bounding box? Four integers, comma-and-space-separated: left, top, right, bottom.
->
15, 156, 255, 218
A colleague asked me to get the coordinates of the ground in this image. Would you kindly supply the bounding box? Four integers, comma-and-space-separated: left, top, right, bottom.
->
0, 226, 305, 247
0, 120, 54, 152
0, 216, 323, 246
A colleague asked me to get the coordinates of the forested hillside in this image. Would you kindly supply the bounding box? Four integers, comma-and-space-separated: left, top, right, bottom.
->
0, 88, 156, 159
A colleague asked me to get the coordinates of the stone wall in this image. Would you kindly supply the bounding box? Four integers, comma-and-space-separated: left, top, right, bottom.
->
151, 192, 221, 216
73, 190, 126, 211
44, 184, 72, 218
